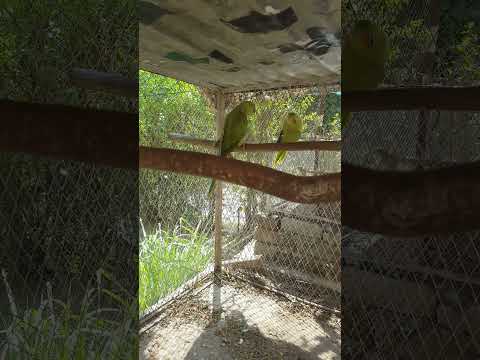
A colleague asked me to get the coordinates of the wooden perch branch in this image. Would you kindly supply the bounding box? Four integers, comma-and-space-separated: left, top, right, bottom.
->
342, 162, 480, 236
70, 68, 138, 98
1, 100, 138, 169
139, 146, 341, 204
343, 86, 480, 112
168, 133, 341, 152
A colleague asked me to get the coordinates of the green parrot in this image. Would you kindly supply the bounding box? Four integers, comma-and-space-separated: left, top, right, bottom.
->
273, 112, 303, 166
342, 20, 389, 129
208, 101, 256, 196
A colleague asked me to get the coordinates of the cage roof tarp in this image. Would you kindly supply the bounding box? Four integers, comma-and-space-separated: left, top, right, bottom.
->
140, 0, 340, 92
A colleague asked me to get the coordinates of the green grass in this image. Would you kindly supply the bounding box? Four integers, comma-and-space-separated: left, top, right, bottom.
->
139, 218, 213, 315
0, 269, 137, 360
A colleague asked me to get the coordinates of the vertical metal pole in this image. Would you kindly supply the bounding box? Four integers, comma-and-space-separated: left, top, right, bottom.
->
214, 92, 225, 275
416, 0, 440, 161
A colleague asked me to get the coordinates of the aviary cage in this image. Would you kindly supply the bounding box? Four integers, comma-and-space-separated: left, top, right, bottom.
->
139, 1, 342, 359
342, 1, 480, 359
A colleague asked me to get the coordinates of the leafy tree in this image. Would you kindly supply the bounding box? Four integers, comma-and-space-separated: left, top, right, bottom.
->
139, 73, 340, 234
139, 71, 215, 233
435, 0, 480, 84
323, 91, 341, 137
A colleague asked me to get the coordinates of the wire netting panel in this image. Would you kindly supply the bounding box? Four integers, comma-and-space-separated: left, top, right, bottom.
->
343, 1, 480, 358
343, 0, 480, 87
219, 87, 342, 311
343, 110, 480, 359
344, 110, 480, 169
140, 72, 340, 315
0, 1, 137, 111
1, 152, 139, 294
139, 72, 217, 317
139, 73, 341, 359
1, 2, 138, 357
0, 153, 139, 358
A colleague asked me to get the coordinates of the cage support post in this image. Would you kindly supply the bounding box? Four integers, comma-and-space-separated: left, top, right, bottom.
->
416, 0, 440, 161
214, 92, 226, 275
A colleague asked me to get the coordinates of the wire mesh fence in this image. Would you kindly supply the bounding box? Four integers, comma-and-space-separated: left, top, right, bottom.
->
0, 152, 139, 358
220, 87, 341, 310
139, 72, 217, 317
342, 0, 480, 87
139, 73, 341, 358
1, 1, 138, 357
343, 1, 480, 358
0, 0, 138, 111
0, 153, 138, 299
343, 110, 480, 360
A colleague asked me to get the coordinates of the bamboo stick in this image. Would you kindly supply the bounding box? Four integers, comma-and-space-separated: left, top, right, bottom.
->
168, 133, 341, 152
214, 93, 225, 276
70, 68, 138, 98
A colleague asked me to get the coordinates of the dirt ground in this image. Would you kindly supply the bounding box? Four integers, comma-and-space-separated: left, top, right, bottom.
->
140, 277, 340, 360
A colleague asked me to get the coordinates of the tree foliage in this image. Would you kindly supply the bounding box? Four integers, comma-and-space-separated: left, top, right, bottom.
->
139, 72, 340, 232
139, 71, 215, 232
436, 0, 480, 83
0, 0, 137, 111
342, 0, 480, 85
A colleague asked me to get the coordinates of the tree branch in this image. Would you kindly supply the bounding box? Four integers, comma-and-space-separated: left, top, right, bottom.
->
168, 133, 341, 152
70, 68, 138, 98
0, 100, 138, 169
343, 86, 480, 112
139, 147, 341, 204
342, 162, 480, 236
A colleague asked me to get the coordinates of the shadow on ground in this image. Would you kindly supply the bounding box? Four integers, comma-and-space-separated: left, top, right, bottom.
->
183, 309, 338, 360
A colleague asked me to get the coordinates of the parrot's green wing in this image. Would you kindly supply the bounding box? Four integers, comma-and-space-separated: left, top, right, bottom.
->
208, 178, 216, 196
208, 101, 255, 196
273, 130, 285, 165
273, 113, 302, 166
274, 151, 287, 165
221, 107, 249, 156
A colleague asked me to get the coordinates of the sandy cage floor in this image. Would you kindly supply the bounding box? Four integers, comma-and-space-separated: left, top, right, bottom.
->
140, 276, 340, 360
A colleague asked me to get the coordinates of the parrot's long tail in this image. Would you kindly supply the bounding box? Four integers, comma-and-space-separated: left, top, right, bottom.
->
341, 111, 352, 130
273, 150, 287, 166
208, 179, 216, 197
209, 151, 229, 197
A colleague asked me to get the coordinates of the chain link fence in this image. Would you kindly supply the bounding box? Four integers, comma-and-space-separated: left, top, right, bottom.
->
1, 1, 138, 358
221, 87, 341, 308
343, 1, 480, 358
0, 0, 138, 111
139, 72, 216, 317
139, 74, 341, 358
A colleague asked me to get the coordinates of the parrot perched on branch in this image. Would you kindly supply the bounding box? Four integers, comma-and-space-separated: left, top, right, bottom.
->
273, 112, 303, 167
342, 20, 389, 129
208, 101, 256, 196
